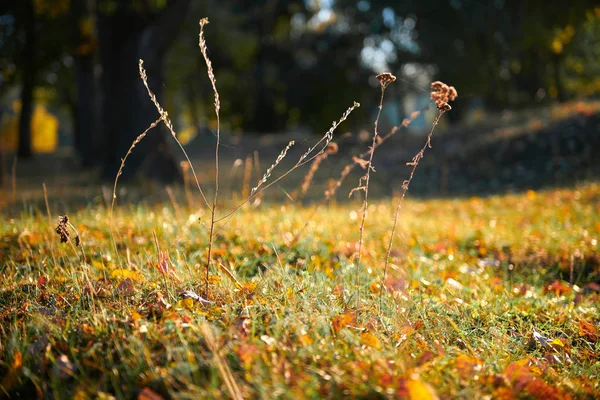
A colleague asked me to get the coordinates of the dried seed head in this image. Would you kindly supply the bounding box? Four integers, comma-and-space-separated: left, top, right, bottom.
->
325, 142, 339, 155
376, 72, 397, 89
430, 81, 458, 111
56, 215, 70, 243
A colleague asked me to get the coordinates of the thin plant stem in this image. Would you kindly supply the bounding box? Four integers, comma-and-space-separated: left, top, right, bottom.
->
199, 18, 221, 297
379, 110, 447, 312
211, 102, 360, 237
354, 82, 388, 306
292, 104, 429, 244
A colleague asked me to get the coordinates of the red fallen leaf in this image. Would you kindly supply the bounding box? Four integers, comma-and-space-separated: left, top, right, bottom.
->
138, 387, 163, 400
543, 280, 571, 296
37, 276, 47, 288
332, 312, 354, 333
579, 320, 598, 342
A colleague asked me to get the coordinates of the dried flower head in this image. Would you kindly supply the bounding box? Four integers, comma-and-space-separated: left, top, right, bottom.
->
325, 142, 339, 155
56, 215, 70, 243
376, 72, 397, 89
430, 81, 458, 111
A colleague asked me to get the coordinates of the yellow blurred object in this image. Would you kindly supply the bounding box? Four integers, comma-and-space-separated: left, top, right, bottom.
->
0, 100, 59, 153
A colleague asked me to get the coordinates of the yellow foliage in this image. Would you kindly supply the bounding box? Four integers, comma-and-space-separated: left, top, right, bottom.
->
359, 332, 381, 349
405, 379, 439, 400
110, 269, 142, 282
0, 100, 58, 153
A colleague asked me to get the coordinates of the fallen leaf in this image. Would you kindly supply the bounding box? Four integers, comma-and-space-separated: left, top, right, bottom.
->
360, 332, 381, 349
110, 269, 142, 282
579, 319, 598, 342
397, 378, 439, 400
332, 312, 354, 333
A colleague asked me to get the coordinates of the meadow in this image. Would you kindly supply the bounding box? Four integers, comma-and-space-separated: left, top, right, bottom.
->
0, 182, 599, 399
1, 16, 599, 400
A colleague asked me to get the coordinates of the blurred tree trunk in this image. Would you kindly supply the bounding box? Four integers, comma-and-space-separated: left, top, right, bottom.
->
98, 0, 190, 182
17, 0, 35, 159
71, 0, 102, 167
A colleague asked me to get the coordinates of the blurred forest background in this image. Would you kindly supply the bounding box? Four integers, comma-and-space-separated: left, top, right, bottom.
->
0, 0, 599, 197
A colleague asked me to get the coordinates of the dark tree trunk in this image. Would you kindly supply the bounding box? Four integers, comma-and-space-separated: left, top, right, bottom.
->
17, 0, 35, 159
71, 0, 102, 167
74, 54, 102, 166
98, 0, 190, 182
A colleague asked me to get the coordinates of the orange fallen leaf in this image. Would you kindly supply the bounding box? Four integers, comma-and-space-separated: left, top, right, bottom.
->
332, 312, 354, 333
579, 319, 598, 342
360, 332, 381, 349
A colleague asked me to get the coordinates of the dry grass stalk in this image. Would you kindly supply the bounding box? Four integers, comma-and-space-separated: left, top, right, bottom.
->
180, 161, 194, 211
218, 263, 243, 290
199, 323, 244, 400
379, 81, 457, 311
299, 102, 359, 165
253, 151, 264, 203
242, 155, 252, 200
199, 18, 222, 297
212, 101, 360, 236
251, 140, 295, 195
138, 60, 210, 210
165, 185, 182, 221
352, 72, 396, 302
297, 142, 338, 200
43, 182, 58, 266
292, 103, 429, 245
109, 118, 162, 253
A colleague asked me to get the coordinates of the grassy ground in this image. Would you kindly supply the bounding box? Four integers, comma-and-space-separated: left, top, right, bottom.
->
0, 183, 599, 399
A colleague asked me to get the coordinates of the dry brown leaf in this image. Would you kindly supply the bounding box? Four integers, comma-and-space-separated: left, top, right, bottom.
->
332, 312, 354, 333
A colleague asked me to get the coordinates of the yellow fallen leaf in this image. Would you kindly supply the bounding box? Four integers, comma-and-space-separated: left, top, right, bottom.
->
360, 332, 381, 349
110, 269, 142, 282
178, 298, 195, 310
405, 379, 439, 400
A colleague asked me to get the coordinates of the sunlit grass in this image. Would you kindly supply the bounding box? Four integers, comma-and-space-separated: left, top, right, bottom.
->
1, 183, 599, 398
